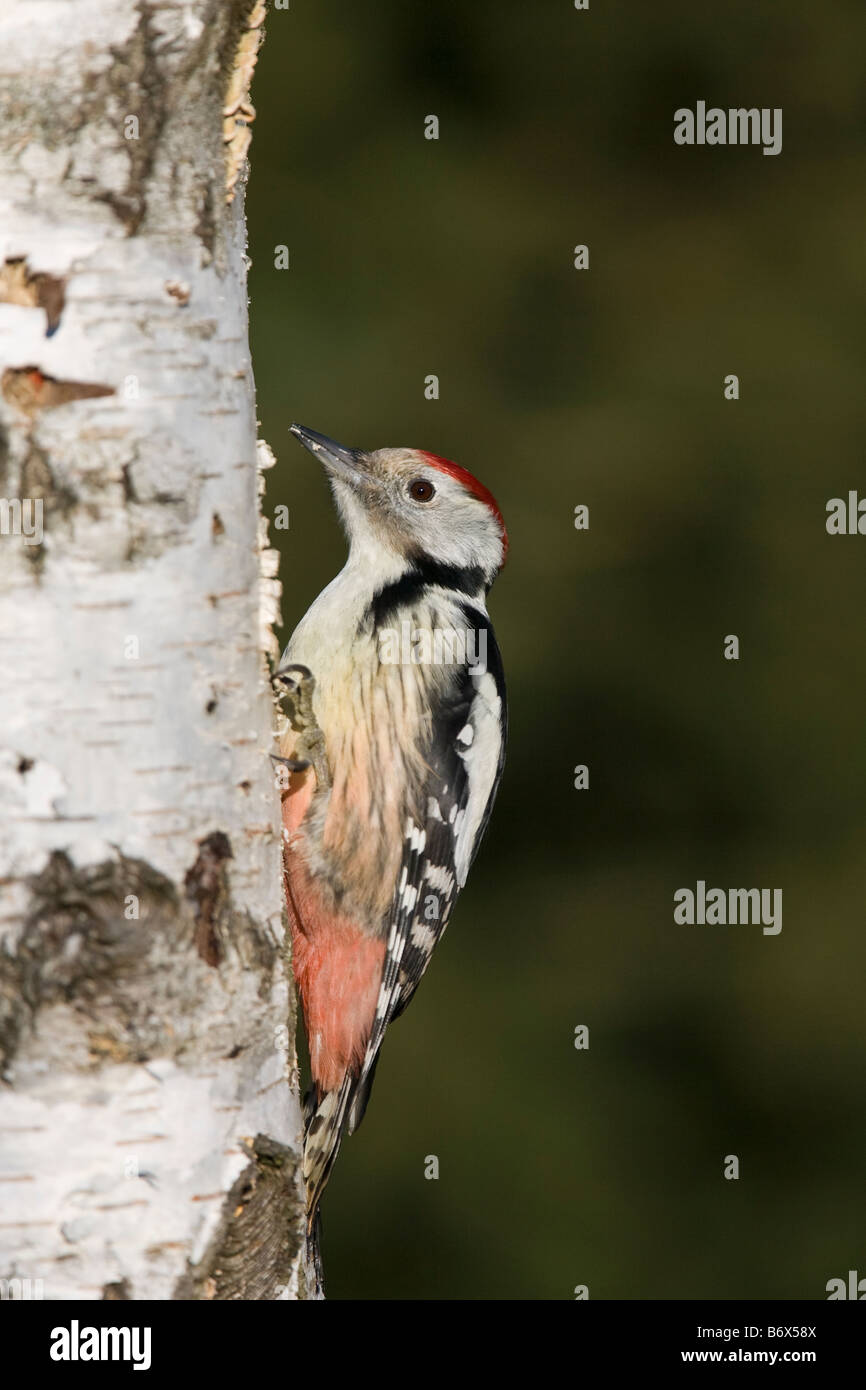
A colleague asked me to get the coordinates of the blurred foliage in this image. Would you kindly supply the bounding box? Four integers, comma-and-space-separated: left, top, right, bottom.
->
247, 1, 866, 1298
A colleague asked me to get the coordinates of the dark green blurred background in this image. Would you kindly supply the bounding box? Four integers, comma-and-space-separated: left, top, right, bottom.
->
248, 2, 866, 1298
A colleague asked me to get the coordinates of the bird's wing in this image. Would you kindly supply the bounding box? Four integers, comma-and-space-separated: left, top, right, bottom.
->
346, 608, 506, 1134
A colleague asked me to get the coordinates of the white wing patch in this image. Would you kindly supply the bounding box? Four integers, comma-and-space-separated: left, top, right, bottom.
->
424, 863, 455, 894
453, 670, 502, 885
410, 918, 437, 950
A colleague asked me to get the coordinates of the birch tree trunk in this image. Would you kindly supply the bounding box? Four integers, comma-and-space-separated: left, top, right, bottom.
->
0, 0, 307, 1300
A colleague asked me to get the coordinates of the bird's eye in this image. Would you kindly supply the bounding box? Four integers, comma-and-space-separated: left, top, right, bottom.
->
408, 478, 435, 502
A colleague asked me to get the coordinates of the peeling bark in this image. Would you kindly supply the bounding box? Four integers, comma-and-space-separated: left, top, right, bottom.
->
0, 0, 305, 1300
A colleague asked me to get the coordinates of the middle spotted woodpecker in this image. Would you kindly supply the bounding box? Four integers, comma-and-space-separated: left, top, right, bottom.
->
275, 424, 507, 1282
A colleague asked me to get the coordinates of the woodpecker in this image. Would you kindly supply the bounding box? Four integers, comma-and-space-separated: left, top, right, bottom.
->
275, 424, 507, 1286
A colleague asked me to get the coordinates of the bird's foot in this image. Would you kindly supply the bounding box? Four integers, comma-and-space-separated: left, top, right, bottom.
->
272, 662, 331, 791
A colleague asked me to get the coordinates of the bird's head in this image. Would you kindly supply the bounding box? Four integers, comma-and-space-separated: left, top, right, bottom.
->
289, 423, 508, 591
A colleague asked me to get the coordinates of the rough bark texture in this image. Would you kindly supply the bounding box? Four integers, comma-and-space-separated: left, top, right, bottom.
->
0, 0, 306, 1300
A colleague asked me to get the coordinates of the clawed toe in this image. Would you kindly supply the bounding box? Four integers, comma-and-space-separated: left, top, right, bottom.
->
270, 752, 311, 773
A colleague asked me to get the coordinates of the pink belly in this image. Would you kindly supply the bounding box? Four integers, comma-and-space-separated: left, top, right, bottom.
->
282, 771, 384, 1094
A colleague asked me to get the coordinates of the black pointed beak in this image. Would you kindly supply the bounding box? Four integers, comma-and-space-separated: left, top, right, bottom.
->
289, 423, 367, 484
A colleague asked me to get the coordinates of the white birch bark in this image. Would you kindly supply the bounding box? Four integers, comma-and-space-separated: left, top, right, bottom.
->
0, 0, 307, 1300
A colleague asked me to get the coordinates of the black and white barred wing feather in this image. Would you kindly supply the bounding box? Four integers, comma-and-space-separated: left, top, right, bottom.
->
347, 615, 506, 1134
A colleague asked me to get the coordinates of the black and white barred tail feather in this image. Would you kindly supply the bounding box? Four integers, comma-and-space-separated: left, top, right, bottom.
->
303, 1076, 354, 1230
304, 1208, 325, 1298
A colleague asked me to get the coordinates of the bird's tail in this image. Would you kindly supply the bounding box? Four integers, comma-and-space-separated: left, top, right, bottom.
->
304, 1208, 325, 1298
301, 1076, 356, 1295
303, 1078, 353, 1210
